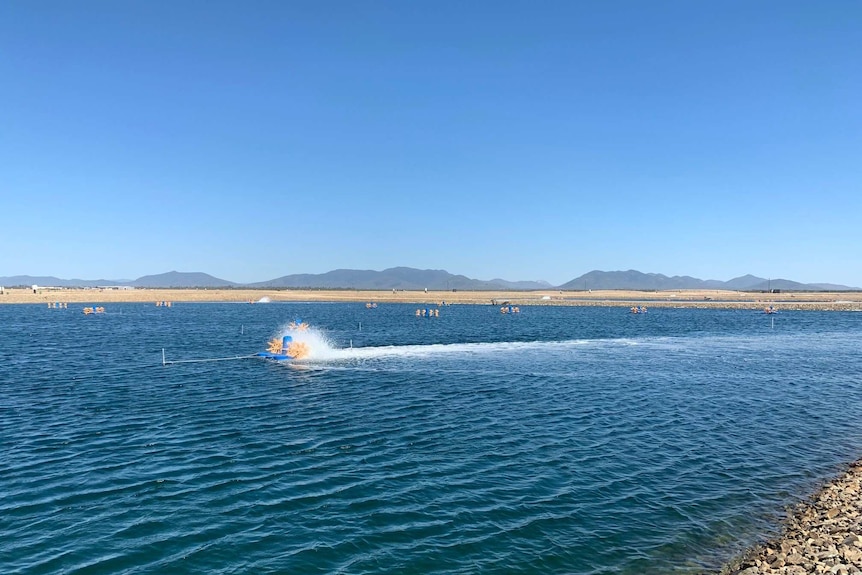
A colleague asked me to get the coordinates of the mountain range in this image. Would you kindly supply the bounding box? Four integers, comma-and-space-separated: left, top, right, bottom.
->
1, 268, 857, 291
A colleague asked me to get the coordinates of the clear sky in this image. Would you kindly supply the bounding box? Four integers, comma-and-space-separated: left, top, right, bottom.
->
1, 1, 860, 286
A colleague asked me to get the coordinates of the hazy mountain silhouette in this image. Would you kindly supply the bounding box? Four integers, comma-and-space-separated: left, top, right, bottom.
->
2, 268, 856, 290
560, 270, 717, 291
250, 267, 550, 290
558, 270, 857, 291
0, 271, 234, 288
0, 275, 122, 288
131, 271, 236, 288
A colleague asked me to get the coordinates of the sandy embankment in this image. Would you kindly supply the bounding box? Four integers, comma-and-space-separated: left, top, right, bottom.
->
1, 287, 861, 311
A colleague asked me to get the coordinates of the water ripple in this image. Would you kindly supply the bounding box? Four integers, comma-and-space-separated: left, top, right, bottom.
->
2, 304, 862, 573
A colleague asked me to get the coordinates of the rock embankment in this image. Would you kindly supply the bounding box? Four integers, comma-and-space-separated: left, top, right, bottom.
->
723, 461, 862, 575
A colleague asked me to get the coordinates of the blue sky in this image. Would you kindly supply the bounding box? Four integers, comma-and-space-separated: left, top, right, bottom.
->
1, 1, 860, 286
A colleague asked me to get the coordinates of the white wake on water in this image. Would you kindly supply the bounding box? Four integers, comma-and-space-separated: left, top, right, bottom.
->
274, 325, 624, 364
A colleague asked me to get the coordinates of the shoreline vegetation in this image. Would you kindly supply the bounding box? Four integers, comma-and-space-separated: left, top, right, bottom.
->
1, 287, 862, 310
5, 286, 862, 571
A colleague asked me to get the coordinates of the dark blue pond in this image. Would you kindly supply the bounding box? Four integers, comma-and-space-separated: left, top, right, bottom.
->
2, 303, 861, 574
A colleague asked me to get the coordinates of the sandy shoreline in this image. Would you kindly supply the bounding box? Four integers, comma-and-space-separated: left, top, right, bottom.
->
2, 287, 862, 311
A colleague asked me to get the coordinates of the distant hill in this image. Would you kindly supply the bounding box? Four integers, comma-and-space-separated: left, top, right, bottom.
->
250, 267, 550, 290
560, 270, 710, 291
721, 274, 765, 290
559, 270, 858, 291
0, 268, 547, 290
0, 275, 122, 288
743, 279, 855, 292
0, 271, 236, 288
131, 271, 236, 288
489, 278, 555, 290
2, 268, 856, 291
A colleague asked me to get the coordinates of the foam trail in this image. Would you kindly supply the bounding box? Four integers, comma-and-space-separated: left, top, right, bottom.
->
293, 336, 605, 363
273, 323, 644, 365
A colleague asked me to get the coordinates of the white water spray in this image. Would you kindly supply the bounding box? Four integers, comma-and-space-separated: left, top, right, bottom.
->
274, 323, 341, 360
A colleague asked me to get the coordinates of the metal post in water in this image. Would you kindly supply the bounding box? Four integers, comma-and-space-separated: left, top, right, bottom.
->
162, 348, 166, 366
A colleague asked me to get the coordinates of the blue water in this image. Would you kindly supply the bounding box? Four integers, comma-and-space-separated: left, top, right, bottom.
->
2, 303, 862, 574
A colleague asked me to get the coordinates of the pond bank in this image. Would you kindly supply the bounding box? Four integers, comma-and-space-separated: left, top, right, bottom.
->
721, 460, 862, 575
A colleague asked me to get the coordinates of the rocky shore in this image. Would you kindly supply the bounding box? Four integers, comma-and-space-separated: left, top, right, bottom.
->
722, 460, 862, 575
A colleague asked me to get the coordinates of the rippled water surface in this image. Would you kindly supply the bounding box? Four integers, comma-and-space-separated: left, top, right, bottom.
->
2, 302, 862, 574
